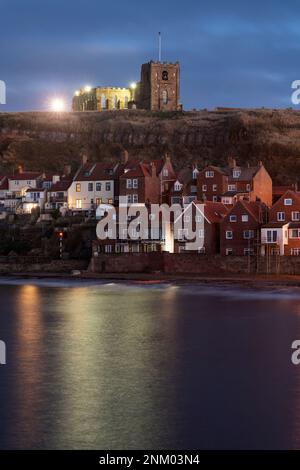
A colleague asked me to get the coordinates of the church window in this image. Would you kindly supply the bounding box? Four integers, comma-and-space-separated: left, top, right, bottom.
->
101, 94, 106, 109
162, 90, 168, 104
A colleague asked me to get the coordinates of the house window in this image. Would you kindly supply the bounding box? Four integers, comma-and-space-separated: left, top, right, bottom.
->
101, 94, 106, 109
242, 214, 249, 222
292, 211, 300, 221
163, 168, 168, 177
213, 196, 218, 202
213, 184, 217, 191
229, 215, 237, 222
277, 212, 285, 221
195, 215, 203, 222
108, 198, 113, 204
191, 185, 197, 193
88, 183, 93, 192
76, 183, 81, 192
133, 194, 138, 203
226, 248, 233, 255
291, 248, 300, 255
127, 194, 132, 204
291, 229, 300, 238
105, 182, 111, 191
76, 199, 82, 209
246, 184, 251, 192
284, 198, 293, 205
96, 182, 101, 192
226, 231, 233, 239
126, 179, 132, 189
162, 90, 168, 104
174, 183, 182, 192
233, 170, 241, 178
205, 170, 214, 178
132, 179, 138, 189
228, 184, 236, 192
267, 230, 277, 243
202, 184, 207, 192
243, 230, 254, 239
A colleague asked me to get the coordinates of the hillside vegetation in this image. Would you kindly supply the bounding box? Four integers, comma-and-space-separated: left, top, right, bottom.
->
1, 108, 300, 184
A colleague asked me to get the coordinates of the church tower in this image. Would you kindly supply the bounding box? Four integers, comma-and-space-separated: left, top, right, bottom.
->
137, 59, 181, 111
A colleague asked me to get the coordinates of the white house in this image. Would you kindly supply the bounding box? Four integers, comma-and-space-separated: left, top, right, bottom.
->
261, 222, 289, 256
68, 162, 119, 212
22, 188, 47, 213
8, 171, 43, 196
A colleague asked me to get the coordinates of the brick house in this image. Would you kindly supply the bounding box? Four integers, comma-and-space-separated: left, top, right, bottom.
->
220, 200, 268, 256
197, 158, 272, 207
169, 166, 199, 206
119, 161, 160, 205
261, 190, 300, 255
173, 200, 228, 254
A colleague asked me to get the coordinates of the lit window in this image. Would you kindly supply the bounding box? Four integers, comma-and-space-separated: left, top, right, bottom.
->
76, 199, 82, 209
76, 183, 81, 192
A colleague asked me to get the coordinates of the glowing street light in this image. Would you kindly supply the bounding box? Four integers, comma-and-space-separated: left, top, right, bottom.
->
130, 82, 137, 89
50, 98, 66, 112
74, 90, 80, 96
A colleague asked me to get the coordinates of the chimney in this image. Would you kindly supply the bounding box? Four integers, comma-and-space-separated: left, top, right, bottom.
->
18, 165, 23, 174
164, 151, 171, 162
63, 164, 71, 176
150, 161, 156, 177
227, 157, 236, 169
121, 149, 129, 164
81, 152, 88, 166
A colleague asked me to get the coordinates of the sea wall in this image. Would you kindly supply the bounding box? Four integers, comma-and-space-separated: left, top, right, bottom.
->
90, 253, 300, 275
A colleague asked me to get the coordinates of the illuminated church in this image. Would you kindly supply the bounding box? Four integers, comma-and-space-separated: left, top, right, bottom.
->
72, 60, 181, 112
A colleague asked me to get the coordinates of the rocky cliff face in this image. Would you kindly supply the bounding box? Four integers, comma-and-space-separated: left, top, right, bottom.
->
1, 108, 300, 184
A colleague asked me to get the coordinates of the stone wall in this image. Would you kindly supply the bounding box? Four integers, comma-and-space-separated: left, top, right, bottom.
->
90, 253, 300, 275
0, 259, 88, 274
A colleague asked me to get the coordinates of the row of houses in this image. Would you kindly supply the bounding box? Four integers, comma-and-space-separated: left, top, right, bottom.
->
1, 153, 299, 256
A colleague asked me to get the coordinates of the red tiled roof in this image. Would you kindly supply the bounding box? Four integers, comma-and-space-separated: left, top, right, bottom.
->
8, 172, 42, 181
74, 163, 118, 181
49, 180, 71, 192
204, 201, 229, 223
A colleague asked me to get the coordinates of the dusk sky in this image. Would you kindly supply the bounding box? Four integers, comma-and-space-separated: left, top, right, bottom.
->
1, 0, 299, 111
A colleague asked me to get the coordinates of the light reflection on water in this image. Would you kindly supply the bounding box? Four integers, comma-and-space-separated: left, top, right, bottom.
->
0, 280, 300, 449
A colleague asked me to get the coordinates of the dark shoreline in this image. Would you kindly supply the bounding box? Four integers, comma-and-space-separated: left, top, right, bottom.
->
2, 271, 300, 289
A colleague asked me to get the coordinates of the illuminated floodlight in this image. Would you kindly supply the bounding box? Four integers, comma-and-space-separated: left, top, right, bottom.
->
84, 85, 92, 93
74, 90, 80, 96
130, 82, 137, 89
50, 98, 66, 112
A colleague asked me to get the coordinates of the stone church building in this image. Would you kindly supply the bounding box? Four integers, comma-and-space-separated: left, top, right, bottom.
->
72, 60, 181, 112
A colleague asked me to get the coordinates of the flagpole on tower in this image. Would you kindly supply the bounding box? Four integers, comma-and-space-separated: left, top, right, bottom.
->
158, 32, 162, 62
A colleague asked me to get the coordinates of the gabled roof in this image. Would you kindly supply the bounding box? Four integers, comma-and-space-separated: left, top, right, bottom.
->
271, 189, 300, 211
204, 201, 229, 223
74, 162, 118, 182
224, 199, 264, 223
201, 163, 263, 182
9, 171, 42, 181
50, 180, 72, 192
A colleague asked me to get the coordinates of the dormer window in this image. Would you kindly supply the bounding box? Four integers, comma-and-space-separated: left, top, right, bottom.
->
284, 198, 293, 206
174, 181, 182, 191
233, 170, 241, 178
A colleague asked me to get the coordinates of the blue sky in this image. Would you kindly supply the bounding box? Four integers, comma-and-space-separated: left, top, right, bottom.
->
0, 0, 299, 111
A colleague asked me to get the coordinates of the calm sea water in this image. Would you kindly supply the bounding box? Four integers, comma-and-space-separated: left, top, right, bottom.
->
0, 279, 300, 449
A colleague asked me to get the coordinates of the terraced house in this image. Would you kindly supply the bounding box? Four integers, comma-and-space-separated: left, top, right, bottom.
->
68, 162, 119, 212
197, 158, 272, 207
